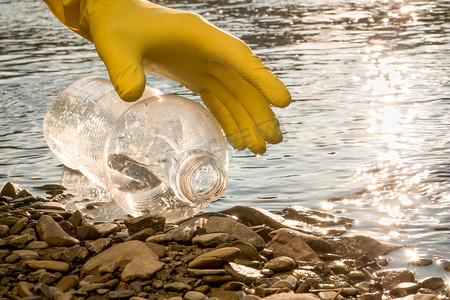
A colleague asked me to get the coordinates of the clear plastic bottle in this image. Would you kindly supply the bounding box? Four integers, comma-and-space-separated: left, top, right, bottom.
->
43, 76, 228, 222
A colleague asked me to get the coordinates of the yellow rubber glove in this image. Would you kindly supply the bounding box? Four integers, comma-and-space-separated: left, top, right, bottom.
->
43, 0, 291, 155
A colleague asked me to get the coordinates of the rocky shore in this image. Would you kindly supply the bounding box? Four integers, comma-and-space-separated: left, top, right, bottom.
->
0, 182, 449, 300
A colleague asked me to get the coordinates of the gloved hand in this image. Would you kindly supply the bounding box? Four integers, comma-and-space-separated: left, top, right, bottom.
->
43, 0, 291, 155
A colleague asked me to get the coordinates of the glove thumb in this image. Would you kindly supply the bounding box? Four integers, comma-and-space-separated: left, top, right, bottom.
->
94, 36, 146, 102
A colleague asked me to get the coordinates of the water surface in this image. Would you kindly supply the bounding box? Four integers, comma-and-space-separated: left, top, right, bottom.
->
0, 0, 449, 278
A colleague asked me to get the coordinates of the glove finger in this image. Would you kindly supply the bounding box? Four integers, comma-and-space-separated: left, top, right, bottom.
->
202, 75, 266, 155
205, 29, 291, 108
94, 35, 146, 102
200, 91, 246, 152
208, 61, 283, 145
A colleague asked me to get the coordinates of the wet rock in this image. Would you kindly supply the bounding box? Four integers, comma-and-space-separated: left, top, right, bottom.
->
145, 233, 173, 243
170, 218, 207, 243
375, 268, 415, 290
209, 290, 240, 300
411, 257, 433, 266
334, 234, 401, 257
67, 210, 87, 229
76, 224, 101, 240
56, 275, 79, 292
164, 282, 192, 293
184, 291, 208, 300
328, 260, 349, 275
0, 224, 8, 237
269, 228, 332, 253
145, 241, 166, 258
124, 214, 165, 235
188, 268, 227, 276
121, 255, 164, 282
12, 249, 39, 260
205, 217, 265, 250
264, 293, 321, 300
359, 292, 382, 300
36, 215, 79, 246
203, 274, 233, 285
195, 247, 241, 262
419, 277, 446, 291
281, 206, 354, 228
109, 289, 136, 298
220, 205, 286, 230
217, 240, 261, 262
264, 256, 296, 273
85, 238, 112, 254
1, 182, 22, 199
223, 262, 263, 284
188, 256, 224, 269
192, 232, 235, 247
63, 245, 89, 265
95, 222, 121, 237
390, 282, 420, 297
266, 230, 321, 262
81, 240, 159, 276
31, 201, 66, 210
24, 260, 70, 272
127, 228, 155, 242
9, 216, 28, 235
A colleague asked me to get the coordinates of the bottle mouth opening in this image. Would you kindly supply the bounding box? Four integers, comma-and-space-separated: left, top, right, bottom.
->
171, 150, 228, 204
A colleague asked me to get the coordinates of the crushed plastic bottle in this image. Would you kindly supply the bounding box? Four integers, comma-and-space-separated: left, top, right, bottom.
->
43, 77, 228, 222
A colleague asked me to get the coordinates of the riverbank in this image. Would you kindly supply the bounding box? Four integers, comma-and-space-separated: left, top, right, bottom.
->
0, 182, 449, 300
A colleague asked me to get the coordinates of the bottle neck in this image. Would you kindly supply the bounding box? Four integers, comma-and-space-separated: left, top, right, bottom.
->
170, 150, 228, 205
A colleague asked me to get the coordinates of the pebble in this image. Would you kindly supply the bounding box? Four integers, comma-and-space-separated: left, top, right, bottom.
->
264, 256, 296, 273
36, 215, 79, 246
0, 182, 448, 300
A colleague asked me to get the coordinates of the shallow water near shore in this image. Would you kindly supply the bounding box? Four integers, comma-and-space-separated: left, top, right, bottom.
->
0, 0, 449, 279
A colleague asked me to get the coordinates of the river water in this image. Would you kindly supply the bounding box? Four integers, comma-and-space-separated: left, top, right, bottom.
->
0, 0, 449, 278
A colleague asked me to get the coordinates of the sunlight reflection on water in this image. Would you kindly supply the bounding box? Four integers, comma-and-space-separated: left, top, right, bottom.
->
0, 0, 449, 277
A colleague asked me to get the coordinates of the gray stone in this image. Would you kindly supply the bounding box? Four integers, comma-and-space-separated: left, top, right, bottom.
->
265, 256, 296, 273
121, 255, 164, 282
266, 231, 321, 262
192, 232, 235, 248
36, 215, 79, 246
24, 260, 70, 272
124, 214, 165, 235
205, 217, 265, 250
81, 240, 159, 276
